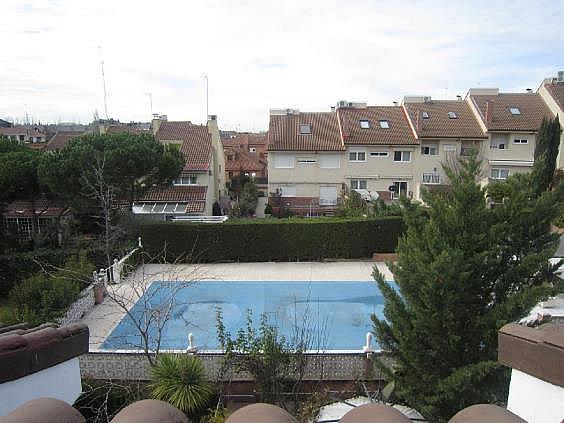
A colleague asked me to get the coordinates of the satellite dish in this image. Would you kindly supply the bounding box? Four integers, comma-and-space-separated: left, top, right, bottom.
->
388, 185, 397, 192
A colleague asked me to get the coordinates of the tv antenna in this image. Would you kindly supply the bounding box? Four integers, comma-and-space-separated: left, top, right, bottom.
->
143, 92, 153, 116
204, 74, 209, 122
98, 46, 109, 119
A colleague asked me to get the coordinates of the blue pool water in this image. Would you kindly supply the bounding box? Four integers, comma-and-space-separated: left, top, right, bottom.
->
101, 281, 388, 351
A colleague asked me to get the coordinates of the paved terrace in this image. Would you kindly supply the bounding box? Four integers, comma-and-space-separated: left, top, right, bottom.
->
82, 261, 392, 351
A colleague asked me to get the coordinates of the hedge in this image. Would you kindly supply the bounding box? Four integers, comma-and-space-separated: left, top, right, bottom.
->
139, 217, 404, 263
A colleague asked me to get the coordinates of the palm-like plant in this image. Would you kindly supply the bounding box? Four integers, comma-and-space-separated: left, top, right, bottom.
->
149, 354, 214, 416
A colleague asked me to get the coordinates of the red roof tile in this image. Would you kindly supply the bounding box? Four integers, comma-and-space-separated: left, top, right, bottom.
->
105, 125, 149, 135
155, 121, 212, 171
0, 126, 45, 137
225, 148, 267, 172
545, 82, 564, 112
268, 112, 344, 151
469, 93, 553, 132
338, 106, 417, 145
404, 100, 486, 139
45, 131, 85, 151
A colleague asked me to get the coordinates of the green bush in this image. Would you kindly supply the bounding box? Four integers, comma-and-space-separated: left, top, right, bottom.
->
149, 354, 214, 418
139, 217, 404, 262
7, 251, 95, 326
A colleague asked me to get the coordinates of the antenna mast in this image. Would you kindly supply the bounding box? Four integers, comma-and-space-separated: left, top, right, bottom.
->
98, 46, 109, 119
144, 92, 153, 116
204, 75, 209, 122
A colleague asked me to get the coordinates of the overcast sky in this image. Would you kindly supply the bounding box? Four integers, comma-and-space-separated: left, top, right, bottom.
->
2, 0, 563, 131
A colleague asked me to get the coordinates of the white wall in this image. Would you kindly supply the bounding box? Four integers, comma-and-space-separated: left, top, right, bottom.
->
507, 368, 564, 423
0, 358, 83, 416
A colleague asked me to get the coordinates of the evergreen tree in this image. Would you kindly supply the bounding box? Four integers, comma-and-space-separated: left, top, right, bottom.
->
372, 154, 563, 422
530, 116, 561, 194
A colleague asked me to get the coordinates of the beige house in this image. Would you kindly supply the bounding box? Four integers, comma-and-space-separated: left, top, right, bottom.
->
402, 97, 488, 198
132, 115, 225, 217
538, 72, 564, 170
466, 88, 553, 184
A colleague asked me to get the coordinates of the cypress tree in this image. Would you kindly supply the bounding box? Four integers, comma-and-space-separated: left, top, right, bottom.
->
372, 154, 563, 422
531, 116, 561, 194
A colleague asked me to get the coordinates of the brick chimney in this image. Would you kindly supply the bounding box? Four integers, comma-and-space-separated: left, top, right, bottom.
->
485, 100, 493, 125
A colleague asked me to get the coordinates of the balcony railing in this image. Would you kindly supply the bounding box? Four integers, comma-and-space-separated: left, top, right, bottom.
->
422, 173, 441, 184
319, 198, 338, 206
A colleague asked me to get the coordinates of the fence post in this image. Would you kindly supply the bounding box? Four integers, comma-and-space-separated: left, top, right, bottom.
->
112, 258, 119, 284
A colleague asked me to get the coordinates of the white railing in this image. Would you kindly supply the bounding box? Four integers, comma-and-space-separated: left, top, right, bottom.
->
319, 198, 338, 206
170, 216, 229, 223
422, 173, 441, 184
95, 237, 143, 284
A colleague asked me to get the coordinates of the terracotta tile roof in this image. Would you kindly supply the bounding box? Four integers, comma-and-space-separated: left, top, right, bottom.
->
105, 125, 149, 135
403, 100, 486, 139
338, 106, 417, 145
0, 126, 45, 137
268, 112, 344, 151
45, 131, 85, 151
225, 148, 267, 172
3, 198, 70, 218
223, 133, 268, 148
469, 93, 553, 132
545, 82, 564, 112
139, 185, 207, 213
155, 121, 212, 171
0, 323, 88, 384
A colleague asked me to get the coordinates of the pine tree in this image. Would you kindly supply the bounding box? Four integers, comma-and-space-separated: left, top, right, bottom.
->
531, 116, 561, 194
372, 154, 563, 422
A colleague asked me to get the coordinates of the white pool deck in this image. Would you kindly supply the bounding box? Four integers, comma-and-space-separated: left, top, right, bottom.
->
82, 261, 392, 351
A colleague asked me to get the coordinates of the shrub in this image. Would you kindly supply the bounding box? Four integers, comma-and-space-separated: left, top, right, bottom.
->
7, 250, 95, 326
139, 216, 404, 262
149, 354, 214, 418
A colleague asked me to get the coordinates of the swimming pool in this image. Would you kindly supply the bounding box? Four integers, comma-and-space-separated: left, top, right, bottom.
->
101, 280, 388, 352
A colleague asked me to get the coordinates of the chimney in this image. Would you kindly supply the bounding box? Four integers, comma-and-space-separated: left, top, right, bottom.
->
330, 106, 336, 112
151, 113, 162, 134
485, 100, 493, 124
456, 95, 462, 101
526, 88, 533, 93
393, 101, 398, 106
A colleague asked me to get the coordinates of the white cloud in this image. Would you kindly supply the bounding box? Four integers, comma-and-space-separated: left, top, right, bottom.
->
1, 0, 563, 130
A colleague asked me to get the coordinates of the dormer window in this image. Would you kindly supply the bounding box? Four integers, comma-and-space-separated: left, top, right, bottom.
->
447, 111, 457, 119
379, 120, 390, 129
422, 111, 430, 119
509, 107, 521, 115
299, 124, 312, 134
360, 120, 370, 129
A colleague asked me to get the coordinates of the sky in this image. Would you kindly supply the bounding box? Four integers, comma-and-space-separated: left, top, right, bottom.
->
1, 0, 563, 131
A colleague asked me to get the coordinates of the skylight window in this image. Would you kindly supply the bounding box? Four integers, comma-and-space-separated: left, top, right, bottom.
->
422, 111, 430, 119
360, 120, 370, 129
447, 111, 457, 119
509, 107, 521, 115
299, 124, 312, 134
379, 120, 390, 129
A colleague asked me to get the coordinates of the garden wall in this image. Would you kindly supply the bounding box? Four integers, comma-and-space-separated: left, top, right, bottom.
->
139, 217, 404, 262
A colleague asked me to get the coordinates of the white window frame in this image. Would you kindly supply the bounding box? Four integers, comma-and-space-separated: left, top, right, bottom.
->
490, 136, 508, 150
349, 150, 367, 162
360, 120, 370, 129
393, 151, 411, 162
513, 138, 528, 144
422, 111, 430, 119
297, 158, 317, 164
173, 176, 197, 185
249, 147, 257, 153
490, 168, 509, 180
421, 145, 438, 156
379, 120, 390, 129
391, 181, 408, 200
351, 179, 367, 190
422, 173, 441, 184
444, 144, 456, 152
447, 111, 457, 119
370, 151, 389, 158
319, 186, 338, 206
280, 185, 297, 197
509, 107, 521, 115
299, 124, 312, 135
274, 154, 295, 168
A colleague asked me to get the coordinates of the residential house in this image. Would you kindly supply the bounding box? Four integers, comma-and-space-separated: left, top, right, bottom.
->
337, 103, 418, 201
44, 131, 86, 151
223, 133, 269, 194
402, 97, 488, 198
538, 71, 564, 172
0, 126, 47, 148
466, 88, 553, 184
267, 109, 345, 215
0, 118, 11, 128
131, 115, 225, 218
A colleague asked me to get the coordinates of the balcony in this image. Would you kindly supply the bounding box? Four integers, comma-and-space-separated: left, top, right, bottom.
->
422, 173, 441, 184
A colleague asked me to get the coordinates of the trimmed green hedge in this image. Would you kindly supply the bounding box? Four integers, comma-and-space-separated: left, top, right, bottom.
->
139, 217, 404, 262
